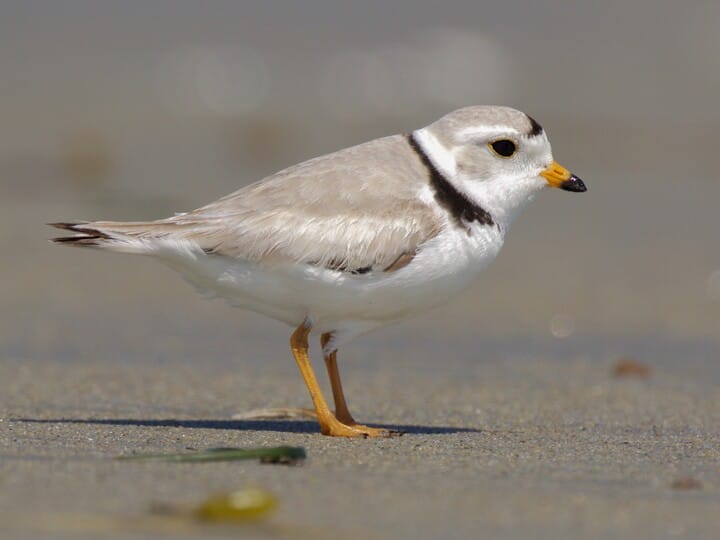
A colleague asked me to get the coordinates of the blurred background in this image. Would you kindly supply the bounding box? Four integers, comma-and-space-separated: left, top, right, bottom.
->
2, 1, 719, 381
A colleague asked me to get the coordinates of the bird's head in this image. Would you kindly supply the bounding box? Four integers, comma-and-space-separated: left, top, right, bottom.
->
414, 106, 586, 226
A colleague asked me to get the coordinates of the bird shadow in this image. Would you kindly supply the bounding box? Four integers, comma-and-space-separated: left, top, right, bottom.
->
14, 417, 481, 435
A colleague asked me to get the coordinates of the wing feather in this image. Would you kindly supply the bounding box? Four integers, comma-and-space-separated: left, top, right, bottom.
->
172, 134, 442, 272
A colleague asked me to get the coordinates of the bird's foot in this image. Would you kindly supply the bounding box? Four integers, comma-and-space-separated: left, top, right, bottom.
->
320, 416, 402, 438
349, 424, 404, 438
333, 411, 403, 438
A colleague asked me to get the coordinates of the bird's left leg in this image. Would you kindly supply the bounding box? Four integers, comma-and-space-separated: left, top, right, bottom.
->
321, 332, 401, 438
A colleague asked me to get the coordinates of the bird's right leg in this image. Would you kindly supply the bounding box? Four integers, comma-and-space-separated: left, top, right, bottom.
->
320, 332, 357, 425
321, 332, 402, 438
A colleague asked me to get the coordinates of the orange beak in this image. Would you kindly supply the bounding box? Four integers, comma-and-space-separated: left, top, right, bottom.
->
540, 161, 587, 192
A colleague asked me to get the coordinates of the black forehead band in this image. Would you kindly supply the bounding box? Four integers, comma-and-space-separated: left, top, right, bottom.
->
526, 115, 544, 137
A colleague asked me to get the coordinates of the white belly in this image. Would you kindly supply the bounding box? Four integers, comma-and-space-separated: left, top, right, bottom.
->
157, 221, 504, 343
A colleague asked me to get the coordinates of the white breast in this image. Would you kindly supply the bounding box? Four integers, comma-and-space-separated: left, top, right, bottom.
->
157, 218, 505, 345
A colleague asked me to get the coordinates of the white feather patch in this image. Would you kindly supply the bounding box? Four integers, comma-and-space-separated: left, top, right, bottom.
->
413, 127, 457, 178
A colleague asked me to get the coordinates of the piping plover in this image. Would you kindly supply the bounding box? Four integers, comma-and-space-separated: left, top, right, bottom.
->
51, 106, 586, 438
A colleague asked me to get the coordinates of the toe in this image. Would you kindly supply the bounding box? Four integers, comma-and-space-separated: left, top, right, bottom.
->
352, 425, 404, 438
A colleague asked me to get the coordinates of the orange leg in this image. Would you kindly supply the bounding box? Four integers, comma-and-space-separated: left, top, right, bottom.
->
290, 323, 366, 437
321, 332, 401, 438
320, 333, 357, 425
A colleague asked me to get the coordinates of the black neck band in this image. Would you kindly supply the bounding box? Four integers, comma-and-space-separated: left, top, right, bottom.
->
407, 133, 494, 229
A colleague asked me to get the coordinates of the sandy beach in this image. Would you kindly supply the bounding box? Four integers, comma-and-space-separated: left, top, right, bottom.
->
2, 3, 720, 537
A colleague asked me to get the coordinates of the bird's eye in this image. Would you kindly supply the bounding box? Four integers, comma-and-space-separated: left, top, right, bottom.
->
489, 139, 517, 158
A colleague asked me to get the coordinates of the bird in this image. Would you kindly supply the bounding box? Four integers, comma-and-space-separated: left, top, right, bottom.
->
50, 106, 586, 438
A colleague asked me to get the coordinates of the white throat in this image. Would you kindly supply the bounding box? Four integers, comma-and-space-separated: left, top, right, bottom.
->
460, 175, 543, 231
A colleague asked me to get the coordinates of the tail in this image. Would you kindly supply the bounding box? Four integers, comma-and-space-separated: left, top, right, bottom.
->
49, 220, 179, 254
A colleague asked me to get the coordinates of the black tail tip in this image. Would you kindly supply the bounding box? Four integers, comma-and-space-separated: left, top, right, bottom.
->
51, 236, 99, 245
48, 222, 105, 245
48, 222, 86, 231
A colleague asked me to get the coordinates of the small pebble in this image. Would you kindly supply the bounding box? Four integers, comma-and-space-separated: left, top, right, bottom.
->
670, 477, 702, 490
613, 358, 652, 378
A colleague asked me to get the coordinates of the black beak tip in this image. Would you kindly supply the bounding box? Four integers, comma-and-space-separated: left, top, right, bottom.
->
560, 174, 587, 193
